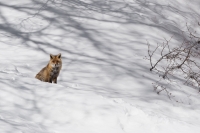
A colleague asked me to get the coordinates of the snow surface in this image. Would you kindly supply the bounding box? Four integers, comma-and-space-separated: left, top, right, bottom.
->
0, 0, 200, 132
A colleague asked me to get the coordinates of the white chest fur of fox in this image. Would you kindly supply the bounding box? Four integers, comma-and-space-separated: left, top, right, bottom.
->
35, 53, 62, 84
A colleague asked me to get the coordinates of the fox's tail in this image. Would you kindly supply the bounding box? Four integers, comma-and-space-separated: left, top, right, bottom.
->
35, 73, 43, 81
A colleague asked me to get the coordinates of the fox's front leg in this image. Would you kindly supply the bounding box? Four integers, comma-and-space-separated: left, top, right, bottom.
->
53, 78, 57, 84
49, 77, 53, 83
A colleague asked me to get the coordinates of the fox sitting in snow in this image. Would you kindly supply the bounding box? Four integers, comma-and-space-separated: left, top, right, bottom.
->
35, 53, 62, 84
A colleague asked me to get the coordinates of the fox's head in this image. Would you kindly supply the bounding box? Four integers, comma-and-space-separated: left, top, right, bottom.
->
49, 53, 62, 68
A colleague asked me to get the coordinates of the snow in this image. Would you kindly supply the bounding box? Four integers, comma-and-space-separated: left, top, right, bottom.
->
0, 0, 200, 132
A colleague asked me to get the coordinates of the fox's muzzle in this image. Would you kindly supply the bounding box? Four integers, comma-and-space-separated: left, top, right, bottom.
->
51, 63, 61, 68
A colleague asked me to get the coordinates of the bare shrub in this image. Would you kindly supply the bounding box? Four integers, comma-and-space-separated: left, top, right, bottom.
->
147, 24, 200, 93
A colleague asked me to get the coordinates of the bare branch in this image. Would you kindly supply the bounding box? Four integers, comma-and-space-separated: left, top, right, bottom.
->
147, 23, 200, 94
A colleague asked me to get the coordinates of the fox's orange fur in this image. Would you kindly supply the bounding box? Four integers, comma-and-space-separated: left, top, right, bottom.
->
35, 53, 62, 84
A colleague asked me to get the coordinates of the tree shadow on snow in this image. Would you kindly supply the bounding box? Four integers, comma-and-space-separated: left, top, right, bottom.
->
0, 0, 200, 131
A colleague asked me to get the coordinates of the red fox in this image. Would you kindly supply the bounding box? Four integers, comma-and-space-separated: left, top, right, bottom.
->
35, 53, 62, 84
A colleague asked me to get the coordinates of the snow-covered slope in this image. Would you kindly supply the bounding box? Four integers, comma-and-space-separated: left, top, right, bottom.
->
0, 0, 200, 132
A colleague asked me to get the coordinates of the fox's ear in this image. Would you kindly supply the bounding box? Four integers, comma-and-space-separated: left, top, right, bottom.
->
50, 54, 53, 59
57, 53, 61, 58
